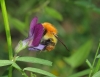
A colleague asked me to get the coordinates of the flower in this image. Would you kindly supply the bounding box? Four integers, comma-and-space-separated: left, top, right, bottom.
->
27, 17, 45, 51
15, 17, 46, 52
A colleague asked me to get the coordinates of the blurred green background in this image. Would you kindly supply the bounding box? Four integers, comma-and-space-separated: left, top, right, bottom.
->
0, 0, 100, 77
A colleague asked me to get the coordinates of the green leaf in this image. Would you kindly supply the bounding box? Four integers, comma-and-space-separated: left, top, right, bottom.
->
96, 54, 100, 58
74, 1, 94, 8
12, 62, 22, 71
86, 59, 92, 69
0, 60, 13, 67
23, 67, 56, 77
64, 39, 93, 68
45, 6, 63, 21
0, 76, 8, 77
8, 16, 27, 36
92, 7, 100, 14
93, 59, 100, 74
17, 0, 35, 15
93, 42, 100, 74
68, 69, 90, 77
12, 62, 28, 77
31, 72, 37, 77
16, 57, 52, 66
75, 1, 100, 14
92, 71, 100, 77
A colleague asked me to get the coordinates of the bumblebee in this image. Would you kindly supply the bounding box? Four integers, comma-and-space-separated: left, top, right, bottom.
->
41, 22, 69, 51
41, 22, 57, 51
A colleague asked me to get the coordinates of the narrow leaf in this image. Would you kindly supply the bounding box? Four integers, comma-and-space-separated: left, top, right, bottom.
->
64, 39, 93, 68
8, 16, 27, 36
92, 71, 100, 77
92, 8, 100, 14
0, 60, 13, 67
16, 57, 52, 66
86, 59, 92, 69
0, 76, 8, 77
93, 43, 100, 74
68, 69, 90, 77
93, 59, 100, 74
45, 6, 63, 21
12, 62, 22, 71
23, 67, 56, 77
96, 54, 100, 58
12, 62, 28, 77
31, 72, 36, 77
74, 1, 94, 8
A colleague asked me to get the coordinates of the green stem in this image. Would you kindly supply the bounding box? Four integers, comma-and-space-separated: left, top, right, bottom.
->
89, 43, 100, 77
9, 66, 13, 77
1, 0, 13, 60
1, 0, 13, 77
93, 58, 100, 74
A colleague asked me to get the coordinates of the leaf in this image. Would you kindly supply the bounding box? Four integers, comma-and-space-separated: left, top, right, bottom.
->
16, 57, 52, 66
74, 1, 100, 14
12, 62, 22, 71
17, 0, 36, 15
31, 72, 37, 77
96, 54, 100, 58
0, 60, 13, 67
0, 76, 8, 77
92, 7, 100, 14
74, 1, 94, 8
68, 69, 90, 77
64, 39, 93, 68
45, 6, 63, 21
8, 16, 27, 36
86, 59, 92, 69
93, 43, 100, 74
92, 71, 100, 77
93, 59, 100, 74
12, 62, 28, 77
23, 67, 56, 77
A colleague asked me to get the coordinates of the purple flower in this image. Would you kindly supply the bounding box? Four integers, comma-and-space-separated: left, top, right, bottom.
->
21, 17, 45, 51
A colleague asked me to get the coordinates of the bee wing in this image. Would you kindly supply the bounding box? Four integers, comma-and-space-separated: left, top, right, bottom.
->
32, 23, 44, 46
53, 34, 69, 51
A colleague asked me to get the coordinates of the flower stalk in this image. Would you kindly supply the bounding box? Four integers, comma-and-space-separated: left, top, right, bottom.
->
1, 0, 13, 77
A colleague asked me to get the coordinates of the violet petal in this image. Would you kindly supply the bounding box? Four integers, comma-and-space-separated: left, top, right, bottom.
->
29, 44, 45, 51
29, 17, 38, 37
31, 23, 44, 46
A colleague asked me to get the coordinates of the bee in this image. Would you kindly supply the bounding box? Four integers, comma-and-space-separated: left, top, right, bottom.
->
41, 22, 69, 51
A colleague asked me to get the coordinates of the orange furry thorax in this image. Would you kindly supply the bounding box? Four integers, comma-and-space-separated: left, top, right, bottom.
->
42, 22, 57, 35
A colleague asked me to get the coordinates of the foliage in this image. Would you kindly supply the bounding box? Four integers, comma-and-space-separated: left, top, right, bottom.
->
0, 0, 100, 77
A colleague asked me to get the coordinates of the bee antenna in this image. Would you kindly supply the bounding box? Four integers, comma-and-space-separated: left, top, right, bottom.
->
53, 33, 69, 51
